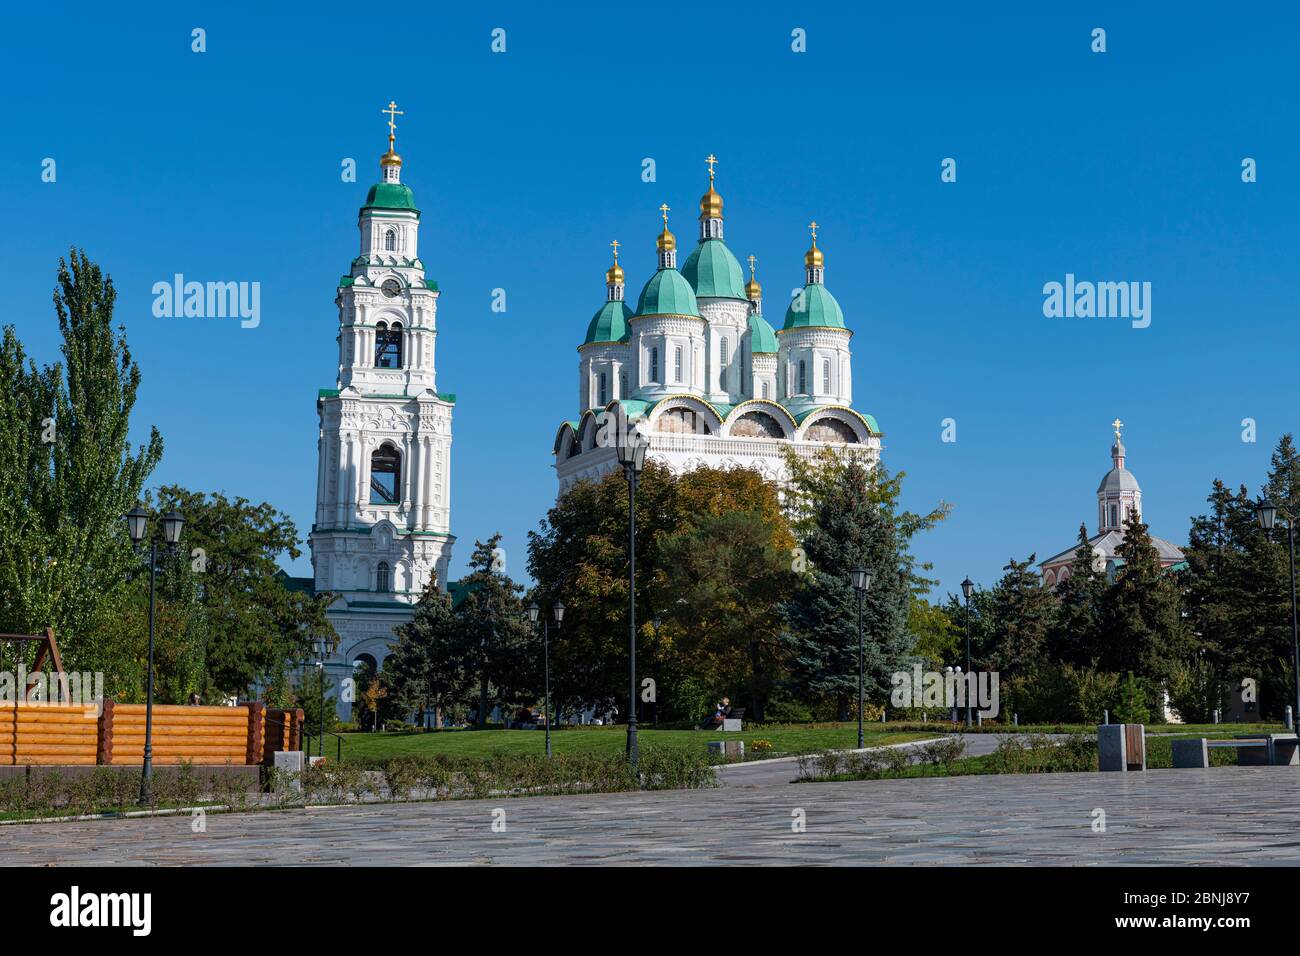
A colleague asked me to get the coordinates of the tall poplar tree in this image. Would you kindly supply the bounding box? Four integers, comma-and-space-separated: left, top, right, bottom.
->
0, 251, 162, 672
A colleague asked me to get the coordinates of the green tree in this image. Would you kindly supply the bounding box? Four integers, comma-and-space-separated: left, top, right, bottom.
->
781, 458, 944, 719
1048, 524, 1107, 667
985, 554, 1057, 675
1103, 510, 1193, 685
387, 582, 476, 727
660, 509, 796, 721
459, 535, 536, 726
153, 486, 335, 699
0, 251, 162, 674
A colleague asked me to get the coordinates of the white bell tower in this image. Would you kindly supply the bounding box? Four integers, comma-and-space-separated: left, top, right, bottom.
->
309, 102, 456, 690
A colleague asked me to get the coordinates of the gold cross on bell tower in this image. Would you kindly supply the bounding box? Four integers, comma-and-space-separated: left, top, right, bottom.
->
660, 203, 671, 226
610, 239, 621, 262
747, 254, 757, 277
705, 153, 718, 184
382, 100, 404, 142
808, 221, 819, 245
1112, 418, 1124, 440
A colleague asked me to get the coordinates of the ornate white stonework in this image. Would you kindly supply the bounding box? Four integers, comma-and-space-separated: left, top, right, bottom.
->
308, 114, 455, 715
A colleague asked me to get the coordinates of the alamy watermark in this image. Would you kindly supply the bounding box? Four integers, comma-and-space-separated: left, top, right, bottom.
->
1042, 273, 1150, 329
2, 667, 105, 716
890, 664, 999, 718
152, 274, 261, 328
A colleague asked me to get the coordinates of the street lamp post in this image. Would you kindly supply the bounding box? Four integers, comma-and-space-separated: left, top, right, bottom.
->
1256, 498, 1300, 733
312, 636, 328, 757
849, 566, 873, 749
961, 577, 974, 729
614, 410, 648, 776
527, 600, 565, 758
124, 506, 184, 806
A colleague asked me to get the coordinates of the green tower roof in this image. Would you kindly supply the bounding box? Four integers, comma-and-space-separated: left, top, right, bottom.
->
748, 311, 779, 353
635, 268, 701, 318
362, 182, 419, 212
681, 239, 746, 299
783, 283, 846, 331
584, 300, 633, 344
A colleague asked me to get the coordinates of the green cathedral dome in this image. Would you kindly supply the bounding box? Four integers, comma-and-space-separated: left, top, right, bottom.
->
783, 283, 846, 331
748, 312, 779, 353
362, 182, 419, 212
584, 300, 633, 344
681, 239, 746, 299
635, 268, 701, 318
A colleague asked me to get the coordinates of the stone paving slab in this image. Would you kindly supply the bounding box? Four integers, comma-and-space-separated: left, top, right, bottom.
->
3, 765, 1300, 866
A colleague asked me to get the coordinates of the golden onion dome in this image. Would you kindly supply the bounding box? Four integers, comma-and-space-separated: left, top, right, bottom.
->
657, 227, 676, 252
700, 186, 723, 219
745, 255, 761, 299
804, 220, 823, 267
381, 146, 402, 167
606, 261, 625, 285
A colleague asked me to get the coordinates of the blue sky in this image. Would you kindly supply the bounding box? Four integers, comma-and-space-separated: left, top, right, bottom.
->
5, 2, 1298, 597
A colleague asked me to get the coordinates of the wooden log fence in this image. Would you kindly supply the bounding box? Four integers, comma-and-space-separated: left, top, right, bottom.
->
1, 701, 295, 766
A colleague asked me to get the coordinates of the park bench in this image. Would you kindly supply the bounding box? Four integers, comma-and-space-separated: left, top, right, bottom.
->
1173, 734, 1300, 768
698, 707, 745, 732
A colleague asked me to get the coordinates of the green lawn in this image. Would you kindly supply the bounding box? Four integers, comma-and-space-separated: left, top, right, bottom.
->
308, 723, 937, 763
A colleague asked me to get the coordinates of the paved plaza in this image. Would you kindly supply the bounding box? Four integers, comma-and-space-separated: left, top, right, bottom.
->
5, 763, 1300, 866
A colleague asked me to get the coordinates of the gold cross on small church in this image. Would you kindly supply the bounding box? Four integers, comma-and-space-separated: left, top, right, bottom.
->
659, 203, 670, 226
747, 254, 757, 277
808, 221, 819, 244
705, 153, 718, 183
610, 239, 620, 262
1112, 418, 1124, 440
382, 100, 403, 139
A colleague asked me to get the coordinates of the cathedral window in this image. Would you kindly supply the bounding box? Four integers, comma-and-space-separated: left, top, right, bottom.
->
650, 347, 660, 383
674, 346, 683, 383
822, 359, 831, 394
375, 322, 403, 368
798, 360, 807, 394
384, 229, 397, 252
370, 445, 401, 505
620, 372, 628, 397
1110, 504, 1118, 528
376, 562, 391, 592
598, 372, 608, 406
761, 381, 769, 399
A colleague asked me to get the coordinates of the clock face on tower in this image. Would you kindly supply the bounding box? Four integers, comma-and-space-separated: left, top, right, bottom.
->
381, 278, 402, 298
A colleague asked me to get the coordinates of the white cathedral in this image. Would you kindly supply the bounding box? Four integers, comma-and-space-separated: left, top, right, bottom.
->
304, 105, 456, 712
553, 158, 881, 492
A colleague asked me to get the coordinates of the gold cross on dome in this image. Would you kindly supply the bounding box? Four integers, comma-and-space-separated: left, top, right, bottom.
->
659, 203, 670, 226
1112, 418, 1124, 440
382, 100, 404, 139
610, 239, 620, 262
809, 221, 819, 245
747, 254, 757, 277
705, 153, 718, 183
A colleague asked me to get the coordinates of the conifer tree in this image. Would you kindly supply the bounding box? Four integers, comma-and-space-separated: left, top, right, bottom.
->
781, 459, 936, 719
1104, 511, 1193, 684
387, 581, 474, 727
1049, 524, 1107, 666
